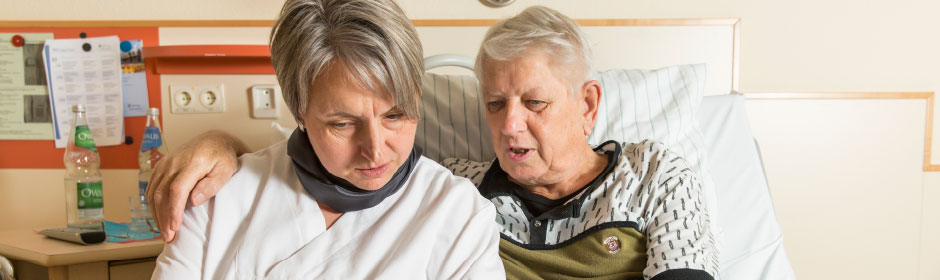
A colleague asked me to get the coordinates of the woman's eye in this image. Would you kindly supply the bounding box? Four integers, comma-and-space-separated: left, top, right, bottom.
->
330, 122, 353, 129
486, 101, 505, 112
385, 113, 404, 121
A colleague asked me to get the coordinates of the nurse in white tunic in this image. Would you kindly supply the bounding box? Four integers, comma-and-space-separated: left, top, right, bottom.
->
150, 0, 504, 278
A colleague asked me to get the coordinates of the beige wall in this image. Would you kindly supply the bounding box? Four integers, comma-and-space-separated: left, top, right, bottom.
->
4, 0, 939, 163
747, 99, 931, 279
2, 0, 939, 279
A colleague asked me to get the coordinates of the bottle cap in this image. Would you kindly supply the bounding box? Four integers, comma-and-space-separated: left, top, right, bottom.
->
72, 104, 86, 112
149, 107, 160, 115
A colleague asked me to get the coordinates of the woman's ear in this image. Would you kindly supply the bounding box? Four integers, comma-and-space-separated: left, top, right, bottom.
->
580, 80, 602, 136
296, 109, 306, 131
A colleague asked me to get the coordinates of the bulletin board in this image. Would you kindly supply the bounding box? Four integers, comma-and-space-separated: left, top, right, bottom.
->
0, 25, 161, 169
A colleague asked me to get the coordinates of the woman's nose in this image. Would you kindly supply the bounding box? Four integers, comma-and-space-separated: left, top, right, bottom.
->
359, 123, 385, 163
500, 102, 527, 135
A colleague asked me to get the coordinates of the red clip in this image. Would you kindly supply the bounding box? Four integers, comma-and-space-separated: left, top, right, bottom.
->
11, 35, 24, 47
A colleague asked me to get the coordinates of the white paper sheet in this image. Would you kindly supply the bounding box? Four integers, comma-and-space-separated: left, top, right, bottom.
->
43, 36, 124, 148
0, 33, 55, 140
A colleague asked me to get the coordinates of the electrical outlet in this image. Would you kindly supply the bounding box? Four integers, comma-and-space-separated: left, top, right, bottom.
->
170, 85, 197, 113
199, 85, 225, 113
250, 85, 278, 119
170, 84, 225, 114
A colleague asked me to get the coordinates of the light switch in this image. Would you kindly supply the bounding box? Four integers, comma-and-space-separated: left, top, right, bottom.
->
250, 85, 278, 119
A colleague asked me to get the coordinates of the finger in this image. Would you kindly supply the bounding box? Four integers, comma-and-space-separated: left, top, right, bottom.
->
151, 176, 177, 242
152, 186, 175, 243
148, 160, 176, 240
190, 178, 212, 206
146, 161, 165, 221
160, 230, 176, 243
190, 160, 237, 205
165, 167, 209, 233
190, 174, 224, 206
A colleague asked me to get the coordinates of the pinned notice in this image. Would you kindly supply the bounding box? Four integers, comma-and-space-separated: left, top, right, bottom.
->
120, 40, 149, 117
0, 33, 55, 140
43, 36, 124, 148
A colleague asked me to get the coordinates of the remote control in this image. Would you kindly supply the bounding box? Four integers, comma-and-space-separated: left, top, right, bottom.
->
39, 227, 106, 245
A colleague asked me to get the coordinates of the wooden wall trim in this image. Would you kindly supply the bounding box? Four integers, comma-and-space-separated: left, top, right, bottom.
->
732, 20, 741, 91
926, 94, 937, 171
743, 91, 933, 100
0, 20, 275, 28
743, 91, 939, 172
0, 18, 740, 28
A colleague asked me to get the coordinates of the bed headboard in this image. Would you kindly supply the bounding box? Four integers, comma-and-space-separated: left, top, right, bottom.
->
413, 18, 740, 96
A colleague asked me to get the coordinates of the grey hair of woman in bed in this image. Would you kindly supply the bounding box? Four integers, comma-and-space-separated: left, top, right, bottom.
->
270, 0, 425, 125
473, 5, 593, 96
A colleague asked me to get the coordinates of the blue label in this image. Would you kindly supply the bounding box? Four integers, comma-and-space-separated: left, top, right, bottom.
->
140, 126, 162, 151
139, 181, 149, 204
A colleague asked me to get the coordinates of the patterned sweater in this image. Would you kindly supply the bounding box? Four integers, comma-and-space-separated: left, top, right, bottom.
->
443, 140, 719, 280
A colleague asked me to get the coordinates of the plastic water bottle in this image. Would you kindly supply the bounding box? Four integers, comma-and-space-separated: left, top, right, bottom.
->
63, 104, 104, 230
138, 108, 168, 204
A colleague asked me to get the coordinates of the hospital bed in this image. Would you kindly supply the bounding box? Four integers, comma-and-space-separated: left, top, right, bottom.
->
409, 18, 796, 279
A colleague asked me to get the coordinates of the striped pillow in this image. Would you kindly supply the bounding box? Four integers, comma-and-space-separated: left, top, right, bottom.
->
417, 73, 495, 163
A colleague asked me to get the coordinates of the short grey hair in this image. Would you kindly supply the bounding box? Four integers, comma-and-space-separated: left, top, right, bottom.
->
270, 0, 424, 123
474, 6, 593, 95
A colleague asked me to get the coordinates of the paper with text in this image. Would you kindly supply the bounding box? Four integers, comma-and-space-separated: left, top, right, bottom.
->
43, 36, 124, 148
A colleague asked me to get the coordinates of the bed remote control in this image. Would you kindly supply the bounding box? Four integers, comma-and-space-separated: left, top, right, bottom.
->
39, 227, 106, 245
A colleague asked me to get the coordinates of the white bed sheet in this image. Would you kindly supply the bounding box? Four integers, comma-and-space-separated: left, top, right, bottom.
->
697, 94, 795, 280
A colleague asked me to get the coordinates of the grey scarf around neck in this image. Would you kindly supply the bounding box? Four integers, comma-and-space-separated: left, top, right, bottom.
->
286, 128, 421, 213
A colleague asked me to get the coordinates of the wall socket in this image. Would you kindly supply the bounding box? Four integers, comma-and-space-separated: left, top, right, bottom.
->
170, 84, 225, 114
250, 85, 279, 119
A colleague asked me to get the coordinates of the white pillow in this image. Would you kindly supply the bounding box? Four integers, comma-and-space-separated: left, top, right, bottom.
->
698, 94, 794, 279
416, 64, 720, 236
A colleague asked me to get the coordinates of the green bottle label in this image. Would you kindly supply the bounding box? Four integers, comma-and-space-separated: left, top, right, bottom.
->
74, 125, 97, 153
77, 182, 103, 209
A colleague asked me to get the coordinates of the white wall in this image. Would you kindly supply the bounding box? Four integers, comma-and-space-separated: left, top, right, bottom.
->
2, 0, 939, 279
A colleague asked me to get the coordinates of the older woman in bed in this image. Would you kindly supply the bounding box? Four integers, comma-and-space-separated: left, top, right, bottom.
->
149, 5, 717, 280
149, 0, 503, 278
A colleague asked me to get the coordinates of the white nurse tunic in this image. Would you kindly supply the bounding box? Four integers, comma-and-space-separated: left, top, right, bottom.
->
152, 141, 504, 279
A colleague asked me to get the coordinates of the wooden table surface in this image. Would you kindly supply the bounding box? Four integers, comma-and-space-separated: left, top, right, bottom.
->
0, 229, 163, 266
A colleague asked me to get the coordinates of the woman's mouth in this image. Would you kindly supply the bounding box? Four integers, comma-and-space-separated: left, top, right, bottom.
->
357, 163, 390, 178
507, 147, 532, 162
